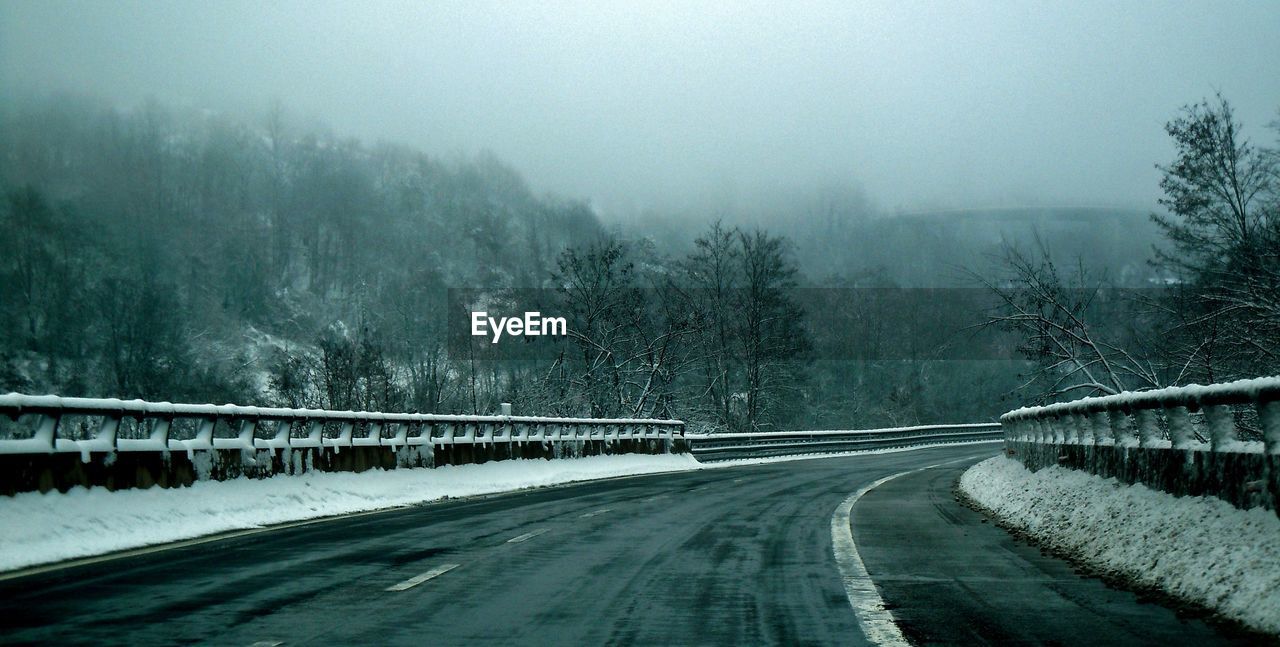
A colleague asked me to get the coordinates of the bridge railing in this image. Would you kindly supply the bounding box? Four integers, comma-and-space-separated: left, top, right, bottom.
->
0, 393, 685, 459
685, 423, 1003, 461
0, 393, 686, 494
999, 377, 1280, 453
999, 376, 1280, 514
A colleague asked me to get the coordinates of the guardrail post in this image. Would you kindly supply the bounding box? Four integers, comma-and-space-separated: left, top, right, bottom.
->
195, 417, 216, 449
270, 419, 290, 446
96, 415, 121, 449
337, 421, 354, 451
33, 414, 59, 453
1134, 408, 1160, 447
1261, 400, 1280, 455
237, 418, 257, 448
1064, 415, 1080, 443
1075, 412, 1095, 443
1089, 410, 1112, 445
1108, 409, 1135, 446
150, 416, 172, 447
85, 414, 122, 461
1203, 404, 1235, 451
366, 422, 385, 445
306, 420, 323, 444
1165, 406, 1195, 450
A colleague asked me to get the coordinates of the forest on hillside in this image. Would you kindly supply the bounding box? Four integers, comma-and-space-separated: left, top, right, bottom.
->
2, 93, 1277, 432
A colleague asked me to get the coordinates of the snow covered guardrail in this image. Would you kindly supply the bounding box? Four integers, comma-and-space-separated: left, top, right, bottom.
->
0, 393, 684, 494
685, 423, 1002, 461
1000, 377, 1280, 453
999, 376, 1280, 513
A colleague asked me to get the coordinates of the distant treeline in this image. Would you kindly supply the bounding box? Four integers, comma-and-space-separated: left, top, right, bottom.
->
4, 93, 1269, 432
0, 95, 602, 408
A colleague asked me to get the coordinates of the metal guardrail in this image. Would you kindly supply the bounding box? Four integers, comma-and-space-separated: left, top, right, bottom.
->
0, 393, 685, 460
685, 423, 1003, 461
999, 376, 1280, 453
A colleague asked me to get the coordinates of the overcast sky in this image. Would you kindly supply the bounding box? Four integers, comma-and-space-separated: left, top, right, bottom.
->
3, 0, 1278, 216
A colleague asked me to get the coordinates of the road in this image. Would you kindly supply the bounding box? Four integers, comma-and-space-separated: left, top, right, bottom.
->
0, 444, 1245, 646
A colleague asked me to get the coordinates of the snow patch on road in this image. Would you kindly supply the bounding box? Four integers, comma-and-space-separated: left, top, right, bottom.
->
0, 453, 701, 573
960, 456, 1280, 635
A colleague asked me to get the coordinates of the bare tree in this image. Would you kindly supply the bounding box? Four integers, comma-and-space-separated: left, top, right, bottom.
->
680, 221, 740, 428
1151, 95, 1280, 382
976, 239, 1160, 402
734, 229, 809, 431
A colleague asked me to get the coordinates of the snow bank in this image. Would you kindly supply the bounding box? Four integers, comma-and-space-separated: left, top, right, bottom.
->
0, 454, 701, 573
960, 456, 1280, 635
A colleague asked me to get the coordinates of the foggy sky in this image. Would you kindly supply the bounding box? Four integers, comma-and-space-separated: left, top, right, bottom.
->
3, 0, 1278, 217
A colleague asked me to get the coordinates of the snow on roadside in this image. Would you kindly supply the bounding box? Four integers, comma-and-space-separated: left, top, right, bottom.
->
0, 454, 701, 573
0, 439, 1001, 574
959, 456, 1280, 635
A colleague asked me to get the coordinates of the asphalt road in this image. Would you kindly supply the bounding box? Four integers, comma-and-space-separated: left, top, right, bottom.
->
854, 462, 1250, 646
0, 444, 1246, 646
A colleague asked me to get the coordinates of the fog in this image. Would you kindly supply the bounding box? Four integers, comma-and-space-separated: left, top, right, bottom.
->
4, 0, 1277, 216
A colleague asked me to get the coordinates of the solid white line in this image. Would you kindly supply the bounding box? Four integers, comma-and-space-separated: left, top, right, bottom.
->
384, 563, 461, 592
506, 528, 549, 544
831, 454, 984, 646
579, 508, 611, 518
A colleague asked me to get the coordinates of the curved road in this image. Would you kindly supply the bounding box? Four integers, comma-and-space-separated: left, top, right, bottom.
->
0, 444, 1246, 645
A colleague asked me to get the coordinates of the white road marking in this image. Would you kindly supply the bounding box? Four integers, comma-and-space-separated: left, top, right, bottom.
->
831, 454, 985, 646
733, 478, 745, 483
384, 563, 461, 592
644, 494, 669, 502
247, 642, 283, 647
579, 508, 611, 518
506, 528, 549, 543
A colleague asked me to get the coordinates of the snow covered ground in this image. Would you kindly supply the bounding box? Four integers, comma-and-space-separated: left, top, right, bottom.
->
960, 456, 1280, 635
0, 454, 701, 573
0, 439, 1000, 574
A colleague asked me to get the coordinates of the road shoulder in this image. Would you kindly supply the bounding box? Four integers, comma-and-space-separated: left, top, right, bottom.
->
850, 461, 1245, 645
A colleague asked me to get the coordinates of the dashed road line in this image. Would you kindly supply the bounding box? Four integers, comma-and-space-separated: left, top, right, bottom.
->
506, 528, 549, 544
385, 563, 461, 592
579, 508, 611, 518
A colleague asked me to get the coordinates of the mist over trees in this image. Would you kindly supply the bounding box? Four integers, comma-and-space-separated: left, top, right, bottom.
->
0, 94, 602, 409
1, 91, 1274, 431
982, 96, 1279, 403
